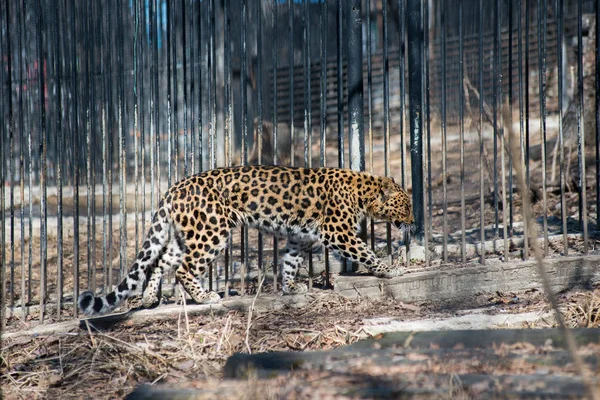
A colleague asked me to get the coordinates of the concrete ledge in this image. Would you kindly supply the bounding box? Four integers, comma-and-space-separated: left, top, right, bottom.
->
334, 254, 600, 303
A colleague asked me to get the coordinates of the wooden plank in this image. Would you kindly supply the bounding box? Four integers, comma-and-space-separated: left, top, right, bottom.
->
334, 254, 600, 304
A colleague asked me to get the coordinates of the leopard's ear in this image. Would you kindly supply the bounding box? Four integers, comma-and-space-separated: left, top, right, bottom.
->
380, 176, 398, 200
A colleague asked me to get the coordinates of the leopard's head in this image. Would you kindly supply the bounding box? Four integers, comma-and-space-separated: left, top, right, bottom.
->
373, 177, 415, 239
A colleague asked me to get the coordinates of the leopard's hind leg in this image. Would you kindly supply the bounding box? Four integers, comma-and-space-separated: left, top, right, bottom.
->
176, 229, 231, 304
281, 239, 314, 295
141, 231, 183, 308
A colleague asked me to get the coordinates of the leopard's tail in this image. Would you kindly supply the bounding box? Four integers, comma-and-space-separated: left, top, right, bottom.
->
78, 202, 171, 316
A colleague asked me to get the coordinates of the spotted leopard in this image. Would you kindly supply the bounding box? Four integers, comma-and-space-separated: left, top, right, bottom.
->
79, 165, 414, 316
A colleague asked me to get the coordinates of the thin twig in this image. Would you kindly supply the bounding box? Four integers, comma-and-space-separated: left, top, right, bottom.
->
245, 275, 265, 354
503, 105, 600, 400
84, 320, 96, 349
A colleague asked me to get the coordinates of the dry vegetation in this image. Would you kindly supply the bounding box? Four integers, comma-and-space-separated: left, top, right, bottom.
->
2, 285, 599, 399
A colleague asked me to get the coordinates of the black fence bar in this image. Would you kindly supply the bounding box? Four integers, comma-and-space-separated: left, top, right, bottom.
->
336, 0, 344, 169
597, 0, 600, 232
576, 0, 588, 253
458, 0, 466, 262
347, 0, 364, 173
38, 0, 48, 320
383, 0, 392, 258
0, 0, 5, 327
271, 0, 279, 293
557, 0, 569, 255
517, 0, 528, 261
440, 0, 448, 262
538, 0, 549, 255
407, 0, 424, 242
478, 0, 485, 264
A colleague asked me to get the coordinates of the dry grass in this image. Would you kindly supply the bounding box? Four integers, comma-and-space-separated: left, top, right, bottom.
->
2, 287, 599, 399
0, 293, 404, 399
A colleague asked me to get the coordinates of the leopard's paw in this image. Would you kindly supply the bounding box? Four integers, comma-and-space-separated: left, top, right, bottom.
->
141, 292, 161, 309
282, 282, 308, 295
371, 266, 405, 279
200, 291, 221, 304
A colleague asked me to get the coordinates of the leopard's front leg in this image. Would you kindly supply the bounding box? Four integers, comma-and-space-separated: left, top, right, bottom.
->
320, 232, 405, 278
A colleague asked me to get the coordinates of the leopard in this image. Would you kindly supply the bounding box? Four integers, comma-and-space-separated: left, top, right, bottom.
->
78, 165, 414, 316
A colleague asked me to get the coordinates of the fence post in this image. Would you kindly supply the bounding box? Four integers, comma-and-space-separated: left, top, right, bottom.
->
407, 0, 424, 241
347, 0, 364, 173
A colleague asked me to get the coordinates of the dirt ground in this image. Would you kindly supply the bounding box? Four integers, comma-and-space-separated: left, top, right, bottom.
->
1, 284, 599, 399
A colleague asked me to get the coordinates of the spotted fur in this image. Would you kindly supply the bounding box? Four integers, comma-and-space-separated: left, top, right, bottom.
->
78, 165, 414, 316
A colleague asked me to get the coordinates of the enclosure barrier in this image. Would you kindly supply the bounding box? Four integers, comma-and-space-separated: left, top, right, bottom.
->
1, 0, 598, 326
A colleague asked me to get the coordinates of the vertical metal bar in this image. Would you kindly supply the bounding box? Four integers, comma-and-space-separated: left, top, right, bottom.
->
133, 0, 140, 255
478, 0, 485, 264
319, 0, 329, 288
100, 0, 108, 294
25, 0, 35, 310
557, 0, 568, 254
420, 0, 429, 267
367, 0, 375, 251
497, 0, 509, 262
525, 0, 531, 195
0, 0, 7, 329
210, 0, 217, 169
55, 0, 64, 317
272, 0, 279, 292
182, 0, 189, 177
508, 0, 514, 236
596, 0, 600, 232
171, 0, 179, 183
256, 0, 264, 286
241, 0, 248, 296
190, 0, 196, 173
518, 0, 528, 259
440, 0, 448, 263
458, 0, 466, 263
492, 0, 500, 248
423, 0, 432, 245
537, 0, 549, 255
6, 0, 16, 314
304, 1, 314, 290
576, 0, 588, 253
407, 0, 424, 242
289, 0, 295, 167
347, 0, 364, 175
140, 0, 147, 241
337, 0, 344, 169
347, 0, 364, 275
85, 0, 95, 295
25, 0, 34, 309
117, 0, 127, 287
398, 0, 406, 188
222, 0, 230, 295
382, 0, 392, 257
223, 0, 230, 169
304, 0, 312, 169
196, 0, 203, 173
17, 0, 27, 320
105, 0, 114, 292
167, 0, 174, 186
150, 0, 159, 212
70, 0, 81, 315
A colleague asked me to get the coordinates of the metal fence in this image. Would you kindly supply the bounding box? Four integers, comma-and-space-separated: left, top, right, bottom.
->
1, 0, 598, 325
